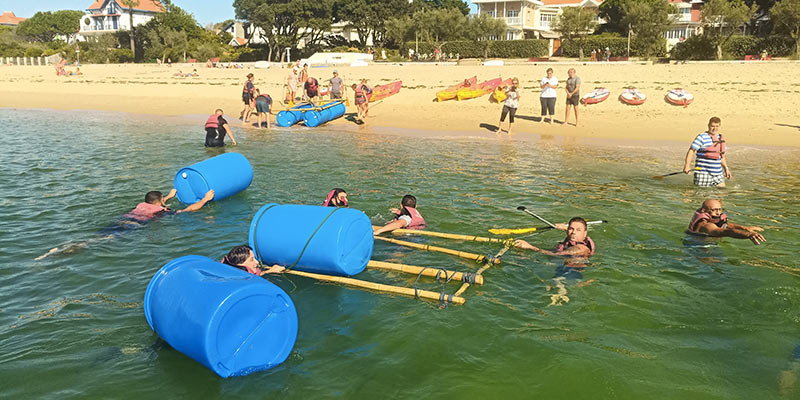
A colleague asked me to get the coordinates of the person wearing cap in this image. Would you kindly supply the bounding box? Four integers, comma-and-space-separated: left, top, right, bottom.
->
329, 70, 344, 100
240, 73, 255, 122
286, 66, 298, 105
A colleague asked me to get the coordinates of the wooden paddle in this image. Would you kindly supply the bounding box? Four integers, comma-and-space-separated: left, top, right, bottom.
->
652, 167, 699, 179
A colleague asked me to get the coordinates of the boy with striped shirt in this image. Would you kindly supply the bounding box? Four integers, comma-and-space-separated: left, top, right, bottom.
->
683, 116, 730, 187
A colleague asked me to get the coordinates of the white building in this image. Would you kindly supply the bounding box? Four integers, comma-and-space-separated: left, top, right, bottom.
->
79, 0, 164, 35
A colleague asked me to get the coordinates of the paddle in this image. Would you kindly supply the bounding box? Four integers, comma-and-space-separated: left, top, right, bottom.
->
489, 220, 607, 235
652, 167, 699, 180
516, 206, 558, 229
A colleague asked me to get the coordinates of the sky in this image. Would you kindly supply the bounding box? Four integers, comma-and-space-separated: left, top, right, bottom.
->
0, 1, 479, 26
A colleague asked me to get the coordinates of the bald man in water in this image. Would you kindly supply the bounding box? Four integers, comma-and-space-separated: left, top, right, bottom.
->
687, 198, 766, 244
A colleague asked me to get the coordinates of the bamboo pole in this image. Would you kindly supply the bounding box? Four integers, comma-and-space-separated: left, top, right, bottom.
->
453, 245, 510, 297
367, 260, 484, 285
284, 269, 466, 305
374, 236, 498, 264
374, 226, 509, 244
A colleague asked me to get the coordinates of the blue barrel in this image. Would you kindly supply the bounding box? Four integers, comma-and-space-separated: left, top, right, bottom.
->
144, 255, 298, 378
249, 204, 373, 276
173, 153, 253, 203
302, 101, 346, 127
276, 103, 313, 127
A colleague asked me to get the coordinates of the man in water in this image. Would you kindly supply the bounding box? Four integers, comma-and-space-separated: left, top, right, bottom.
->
687, 198, 765, 244
513, 217, 595, 257
36, 189, 216, 260
222, 245, 284, 275
683, 116, 730, 187
204, 109, 237, 147
373, 194, 425, 235
328, 70, 344, 100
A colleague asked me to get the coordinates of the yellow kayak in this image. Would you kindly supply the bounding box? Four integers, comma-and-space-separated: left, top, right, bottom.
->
436, 76, 477, 102
456, 77, 502, 101
493, 87, 507, 102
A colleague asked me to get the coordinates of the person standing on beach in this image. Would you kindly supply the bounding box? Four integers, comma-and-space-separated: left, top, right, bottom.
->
205, 109, 237, 147
564, 68, 581, 126
497, 77, 520, 134
373, 195, 426, 235
540, 68, 558, 124
352, 83, 369, 123
241, 73, 255, 122
683, 116, 730, 187
328, 70, 344, 100
299, 64, 309, 100
253, 89, 272, 129
687, 199, 765, 244
304, 76, 320, 104
286, 66, 298, 105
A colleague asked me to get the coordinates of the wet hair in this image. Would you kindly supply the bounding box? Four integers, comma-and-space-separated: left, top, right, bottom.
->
223, 245, 253, 266
568, 217, 587, 229
401, 194, 417, 208
708, 116, 721, 125
145, 191, 163, 204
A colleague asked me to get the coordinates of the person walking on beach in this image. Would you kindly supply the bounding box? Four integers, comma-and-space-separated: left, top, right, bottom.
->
222, 245, 285, 275
497, 77, 520, 134
205, 109, 237, 147
241, 73, 255, 122
373, 195, 426, 235
253, 89, 272, 129
564, 68, 581, 126
352, 82, 370, 123
286, 66, 298, 105
540, 68, 558, 124
687, 199, 765, 244
605, 47, 611, 61
328, 70, 344, 100
299, 64, 309, 99
683, 116, 730, 187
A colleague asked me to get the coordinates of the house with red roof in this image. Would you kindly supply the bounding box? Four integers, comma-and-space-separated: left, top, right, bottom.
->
78, 0, 164, 35
0, 11, 26, 26
665, 0, 703, 50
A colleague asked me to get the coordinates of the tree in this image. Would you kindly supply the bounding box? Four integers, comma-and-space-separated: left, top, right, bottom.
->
701, 0, 755, 59
16, 10, 83, 42
598, 0, 629, 34
771, 0, 800, 55
553, 6, 598, 58
411, 8, 467, 56
333, 0, 411, 47
464, 13, 506, 58
119, 0, 140, 57
622, 0, 676, 58
145, 25, 187, 62
419, 0, 470, 16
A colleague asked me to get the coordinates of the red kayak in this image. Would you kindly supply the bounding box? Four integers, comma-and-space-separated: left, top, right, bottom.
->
368, 81, 402, 102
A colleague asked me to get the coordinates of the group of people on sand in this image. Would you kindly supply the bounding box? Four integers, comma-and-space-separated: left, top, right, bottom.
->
285, 63, 373, 121
54, 58, 82, 76
173, 69, 199, 78
495, 67, 582, 134
237, 72, 273, 128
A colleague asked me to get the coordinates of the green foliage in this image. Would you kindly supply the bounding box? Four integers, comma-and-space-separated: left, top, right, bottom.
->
24, 46, 45, 57
559, 33, 637, 57
701, 0, 756, 59
554, 6, 598, 44
770, 0, 800, 54
220, 46, 257, 62
669, 34, 716, 59
622, 0, 676, 58
333, 0, 411, 47
405, 39, 548, 58
670, 34, 795, 59
418, 0, 470, 16
16, 10, 84, 42
598, 0, 629, 34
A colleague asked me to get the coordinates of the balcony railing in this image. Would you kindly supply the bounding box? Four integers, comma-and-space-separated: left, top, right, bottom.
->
505, 16, 521, 25
82, 24, 118, 32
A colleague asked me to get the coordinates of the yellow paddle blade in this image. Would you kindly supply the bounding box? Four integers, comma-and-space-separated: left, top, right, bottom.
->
489, 227, 538, 235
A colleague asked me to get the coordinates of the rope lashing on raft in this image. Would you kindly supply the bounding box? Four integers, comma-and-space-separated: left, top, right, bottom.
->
412, 266, 457, 307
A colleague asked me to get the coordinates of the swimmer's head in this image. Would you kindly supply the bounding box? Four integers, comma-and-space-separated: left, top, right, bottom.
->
145, 191, 163, 205
224, 245, 257, 269
401, 194, 417, 209
215, 108, 223, 115
567, 217, 588, 242
701, 199, 724, 219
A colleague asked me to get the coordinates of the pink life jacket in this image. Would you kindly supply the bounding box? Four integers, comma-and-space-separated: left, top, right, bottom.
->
125, 202, 169, 221
697, 133, 726, 160
687, 208, 728, 233
395, 206, 426, 230
205, 114, 219, 129
555, 236, 595, 256
353, 86, 366, 100
322, 189, 348, 207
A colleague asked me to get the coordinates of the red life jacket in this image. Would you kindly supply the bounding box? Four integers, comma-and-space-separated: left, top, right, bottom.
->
242, 80, 254, 95
687, 208, 728, 233
697, 133, 726, 160
354, 86, 366, 99
125, 202, 169, 221
322, 189, 348, 207
395, 206, 426, 230
556, 236, 595, 256
205, 114, 219, 129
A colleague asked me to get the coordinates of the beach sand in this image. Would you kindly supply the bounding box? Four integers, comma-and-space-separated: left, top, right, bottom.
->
2, 61, 799, 147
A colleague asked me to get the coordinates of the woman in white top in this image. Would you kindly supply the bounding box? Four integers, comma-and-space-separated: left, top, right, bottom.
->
540, 68, 558, 124
497, 77, 520, 135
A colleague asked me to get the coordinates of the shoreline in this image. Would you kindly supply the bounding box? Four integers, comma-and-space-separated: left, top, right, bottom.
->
2, 62, 799, 147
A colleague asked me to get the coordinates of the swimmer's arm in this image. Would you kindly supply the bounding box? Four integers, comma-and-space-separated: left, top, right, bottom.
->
260, 265, 285, 275
554, 223, 568, 231
223, 123, 237, 145
698, 221, 766, 244
373, 219, 406, 235
178, 190, 214, 213
683, 148, 696, 173
163, 189, 177, 202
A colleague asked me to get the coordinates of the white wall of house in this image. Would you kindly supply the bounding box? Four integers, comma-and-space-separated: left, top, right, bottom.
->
79, 1, 159, 34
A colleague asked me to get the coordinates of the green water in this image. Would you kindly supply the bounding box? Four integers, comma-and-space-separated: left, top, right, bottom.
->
2, 108, 799, 399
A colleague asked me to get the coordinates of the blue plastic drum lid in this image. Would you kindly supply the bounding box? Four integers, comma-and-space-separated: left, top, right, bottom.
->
173, 152, 253, 203
303, 110, 321, 127
144, 255, 298, 378
249, 204, 374, 276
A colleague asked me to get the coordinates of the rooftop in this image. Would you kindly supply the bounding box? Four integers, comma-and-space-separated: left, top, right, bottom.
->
0, 11, 26, 26
87, 0, 165, 13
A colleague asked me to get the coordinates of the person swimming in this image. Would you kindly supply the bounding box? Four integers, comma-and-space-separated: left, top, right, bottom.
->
513, 217, 595, 257
373, 194, 426, 235
222, 245, 284, 275
322, 188, 348, 207
687, 198, 765, 244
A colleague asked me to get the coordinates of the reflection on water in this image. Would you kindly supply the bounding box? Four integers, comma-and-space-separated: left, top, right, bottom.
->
1, 108, 799, 398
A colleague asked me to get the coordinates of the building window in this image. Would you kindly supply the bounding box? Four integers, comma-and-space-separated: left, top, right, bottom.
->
507, 10, 519, 18
540, 13, 555, 30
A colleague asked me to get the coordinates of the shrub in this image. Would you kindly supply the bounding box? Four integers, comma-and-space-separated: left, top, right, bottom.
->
111, 48, 134, 63
670, 34, 716, 60
560, 33, 631, 57
671, 34, 796, 60
24, 46, 44, 57
405, 39, 548, 58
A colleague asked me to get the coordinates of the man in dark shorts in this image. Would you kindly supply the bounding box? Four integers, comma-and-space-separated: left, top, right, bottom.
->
329, 70, 344, 99
304, 76, 320, 103
564, 68, 581, 126
241, 73, 255, 122
254, 89, 272, 129
204, 109, 237, 147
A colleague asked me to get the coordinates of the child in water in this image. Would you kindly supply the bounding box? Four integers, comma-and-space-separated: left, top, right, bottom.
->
373, 194, 426, 235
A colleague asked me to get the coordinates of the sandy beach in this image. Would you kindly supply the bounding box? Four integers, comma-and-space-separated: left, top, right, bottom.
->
2, 61, 799, 147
